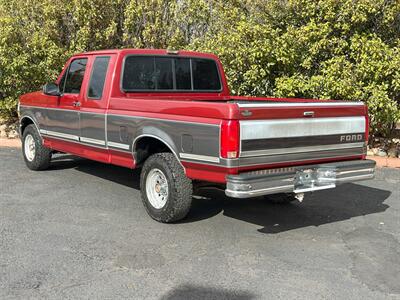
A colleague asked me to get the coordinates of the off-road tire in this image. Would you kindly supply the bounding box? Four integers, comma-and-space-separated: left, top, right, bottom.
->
140, 153, 193, 223
22, 124, 52, 170
264, 193, 297, 204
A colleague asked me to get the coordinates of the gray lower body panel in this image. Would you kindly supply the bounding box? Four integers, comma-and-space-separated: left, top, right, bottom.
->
80, 112, 106, 146
46, 108, 80, 138
225, 159, 376, 198
106, 114, 220, 156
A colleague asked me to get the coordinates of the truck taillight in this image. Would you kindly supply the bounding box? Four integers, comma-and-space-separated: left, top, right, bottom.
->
220, 120, 240, 159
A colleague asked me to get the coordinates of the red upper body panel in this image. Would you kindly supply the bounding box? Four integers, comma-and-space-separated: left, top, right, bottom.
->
20, 48, 367, 120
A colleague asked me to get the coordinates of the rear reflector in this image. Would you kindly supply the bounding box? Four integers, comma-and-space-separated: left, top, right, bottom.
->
221, 120, 240, 159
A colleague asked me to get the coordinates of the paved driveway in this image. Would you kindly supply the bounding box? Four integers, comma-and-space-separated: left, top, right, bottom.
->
1, 147, 399, 299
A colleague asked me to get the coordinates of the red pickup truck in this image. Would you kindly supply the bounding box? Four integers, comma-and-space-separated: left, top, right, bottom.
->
19, 49, 375, 222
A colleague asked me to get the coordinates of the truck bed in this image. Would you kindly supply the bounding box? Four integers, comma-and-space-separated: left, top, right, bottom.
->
107, 95, 367, 174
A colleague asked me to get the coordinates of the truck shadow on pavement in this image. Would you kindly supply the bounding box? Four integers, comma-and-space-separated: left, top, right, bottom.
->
190, 184, 391, 234
49, 154, 141, 190
160, 284, 255, 300
49, 155, 391, 234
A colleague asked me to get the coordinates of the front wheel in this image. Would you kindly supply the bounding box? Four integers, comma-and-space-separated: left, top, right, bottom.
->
140, 153, 193, 223
22, 124, 52, 170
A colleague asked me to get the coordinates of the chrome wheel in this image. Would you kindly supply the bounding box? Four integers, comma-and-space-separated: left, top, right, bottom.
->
24, 134, 36, 162
145, 168, 169, 209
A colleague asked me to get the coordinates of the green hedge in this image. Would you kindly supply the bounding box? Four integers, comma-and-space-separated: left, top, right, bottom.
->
1, 0, 399, 137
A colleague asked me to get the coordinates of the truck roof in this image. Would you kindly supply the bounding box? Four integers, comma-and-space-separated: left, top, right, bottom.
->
74, 49, 219, 60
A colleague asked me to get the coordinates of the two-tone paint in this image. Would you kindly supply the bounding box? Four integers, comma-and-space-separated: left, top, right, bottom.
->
19, 49, 370, 184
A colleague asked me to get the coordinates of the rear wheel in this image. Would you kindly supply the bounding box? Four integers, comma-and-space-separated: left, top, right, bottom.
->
22, 124, 52, 170
140, 153, 193, 223
263, 193, 297, 204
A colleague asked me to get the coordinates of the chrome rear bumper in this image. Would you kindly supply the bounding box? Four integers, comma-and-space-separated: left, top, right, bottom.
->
225, 159, 376, 198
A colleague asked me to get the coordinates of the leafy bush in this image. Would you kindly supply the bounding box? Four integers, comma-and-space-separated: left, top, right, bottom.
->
1, 0, 399, 138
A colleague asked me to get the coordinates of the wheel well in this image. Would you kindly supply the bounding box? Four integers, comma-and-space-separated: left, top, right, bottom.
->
134, 136, 173, 165
20, 117, 34, 135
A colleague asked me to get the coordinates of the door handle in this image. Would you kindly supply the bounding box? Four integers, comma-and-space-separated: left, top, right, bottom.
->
73, 101, 81, 107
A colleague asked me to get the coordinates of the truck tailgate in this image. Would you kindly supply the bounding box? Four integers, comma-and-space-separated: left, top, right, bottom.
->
235, 101, 367, 168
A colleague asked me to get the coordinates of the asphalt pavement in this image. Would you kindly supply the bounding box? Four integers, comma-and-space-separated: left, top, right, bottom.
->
1, 147, 399, 299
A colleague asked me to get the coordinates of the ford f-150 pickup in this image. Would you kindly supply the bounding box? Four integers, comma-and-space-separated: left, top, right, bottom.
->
19, 49, 376, 222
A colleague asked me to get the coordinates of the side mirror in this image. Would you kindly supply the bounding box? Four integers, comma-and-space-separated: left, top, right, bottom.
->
43, 83, 61, 96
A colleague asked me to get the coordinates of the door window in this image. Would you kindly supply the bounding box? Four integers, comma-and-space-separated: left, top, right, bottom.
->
88, 56, 110, 99
63, 58, 88, 94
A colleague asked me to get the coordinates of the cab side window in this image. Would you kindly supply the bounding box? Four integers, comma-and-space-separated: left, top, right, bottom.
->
63, 58, 88, 94
88, 56, 110, 99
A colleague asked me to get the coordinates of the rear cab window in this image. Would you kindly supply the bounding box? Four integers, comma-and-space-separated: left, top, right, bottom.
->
121, 56, 222, 92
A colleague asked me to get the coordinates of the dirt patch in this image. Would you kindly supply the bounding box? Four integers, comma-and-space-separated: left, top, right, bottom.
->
368, 156, 400, 169
0, 139, 21, 148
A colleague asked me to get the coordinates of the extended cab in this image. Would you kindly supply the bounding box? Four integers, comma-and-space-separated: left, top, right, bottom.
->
19, 49, 376, 222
